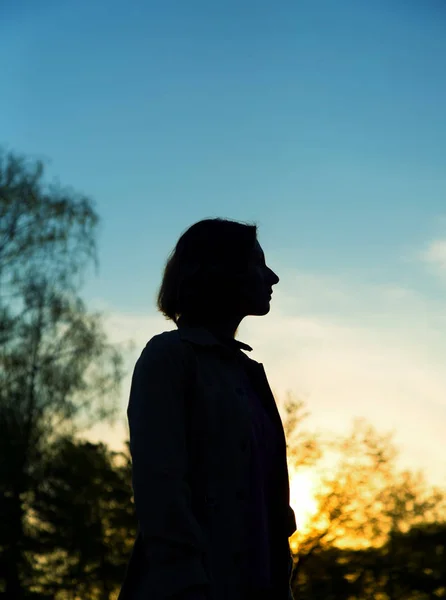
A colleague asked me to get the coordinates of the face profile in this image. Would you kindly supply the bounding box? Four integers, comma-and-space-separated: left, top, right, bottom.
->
235, 239, 280, 319
157, 218, 279, 338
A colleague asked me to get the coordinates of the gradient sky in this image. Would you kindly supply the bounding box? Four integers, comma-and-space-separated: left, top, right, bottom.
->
2, 0, 446, 486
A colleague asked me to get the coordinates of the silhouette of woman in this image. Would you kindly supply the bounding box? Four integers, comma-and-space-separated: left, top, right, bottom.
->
118, 218, 296, 600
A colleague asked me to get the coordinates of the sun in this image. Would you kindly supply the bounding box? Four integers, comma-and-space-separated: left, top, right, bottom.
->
288, 468, 319, 534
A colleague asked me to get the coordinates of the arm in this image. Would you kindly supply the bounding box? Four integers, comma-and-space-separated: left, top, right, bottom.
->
128, 335, 210, 598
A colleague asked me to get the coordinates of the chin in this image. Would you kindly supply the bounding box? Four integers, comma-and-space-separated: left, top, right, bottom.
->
249, 300, 271, 316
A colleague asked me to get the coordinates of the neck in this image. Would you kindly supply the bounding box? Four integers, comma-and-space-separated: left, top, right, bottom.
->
205, 317, 243, 340
180, 314, 244, 339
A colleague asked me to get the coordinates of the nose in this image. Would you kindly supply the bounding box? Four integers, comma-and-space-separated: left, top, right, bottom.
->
269, 269, 279, 286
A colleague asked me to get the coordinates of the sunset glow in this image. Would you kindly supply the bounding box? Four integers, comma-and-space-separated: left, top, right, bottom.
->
288, 469, 319, 534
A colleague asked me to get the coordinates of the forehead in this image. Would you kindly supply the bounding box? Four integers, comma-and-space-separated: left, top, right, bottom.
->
252, 240, 265, 261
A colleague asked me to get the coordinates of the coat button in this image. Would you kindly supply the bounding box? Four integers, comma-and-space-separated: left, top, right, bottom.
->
240, 440, 248, 452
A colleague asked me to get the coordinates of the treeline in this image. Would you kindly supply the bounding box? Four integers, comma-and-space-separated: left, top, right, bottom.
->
1, 150, 445, 599
0, 150, 127, 599
283, 399, 446, 599
293, 521, 446, 599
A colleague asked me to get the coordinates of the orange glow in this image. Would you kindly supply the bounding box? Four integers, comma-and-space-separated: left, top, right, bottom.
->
289, 468, 319, 535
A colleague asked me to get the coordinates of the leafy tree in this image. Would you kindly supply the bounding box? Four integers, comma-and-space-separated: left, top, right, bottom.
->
0, 150, 125, 599
0, 150, 98, 295
282, 393, 324, 470
384, 521, 446, 598
29, 438, 136, 600
282, 401, 446, 599
290, 522, 446, 600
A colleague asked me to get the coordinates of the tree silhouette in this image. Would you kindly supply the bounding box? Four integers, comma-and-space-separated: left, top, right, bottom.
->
0, 150, 98, 301
29, 438, 136, 600
0, 150, 125, 599
282, 397, 446, 599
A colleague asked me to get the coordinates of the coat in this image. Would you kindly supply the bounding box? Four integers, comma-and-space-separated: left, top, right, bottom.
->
118, 324, 297, 600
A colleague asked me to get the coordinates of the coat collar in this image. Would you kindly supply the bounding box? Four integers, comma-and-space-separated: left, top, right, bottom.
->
177, 322, 286, 452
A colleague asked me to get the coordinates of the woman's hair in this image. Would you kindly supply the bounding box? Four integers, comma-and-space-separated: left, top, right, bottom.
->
157, 217, 258, 325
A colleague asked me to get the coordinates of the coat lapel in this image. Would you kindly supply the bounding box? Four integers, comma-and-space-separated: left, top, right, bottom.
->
239, 357, 286, 447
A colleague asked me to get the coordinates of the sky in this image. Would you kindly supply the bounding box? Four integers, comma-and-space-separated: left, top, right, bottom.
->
2, 0, 446, 487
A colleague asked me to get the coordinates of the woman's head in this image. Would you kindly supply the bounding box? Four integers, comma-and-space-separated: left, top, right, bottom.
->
156, 217, 279, 326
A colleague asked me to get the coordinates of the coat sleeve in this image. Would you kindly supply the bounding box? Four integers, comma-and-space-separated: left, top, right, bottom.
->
127, 334, 210, 598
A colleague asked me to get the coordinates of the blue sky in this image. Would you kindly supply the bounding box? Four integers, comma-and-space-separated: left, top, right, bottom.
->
2, 0, 446, 485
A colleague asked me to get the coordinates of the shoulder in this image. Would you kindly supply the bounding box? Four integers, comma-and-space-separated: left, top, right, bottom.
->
237, 348, 261, 367
144, 329, 182, 350
136, 329, 191, 368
